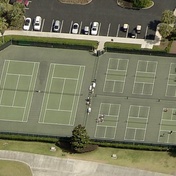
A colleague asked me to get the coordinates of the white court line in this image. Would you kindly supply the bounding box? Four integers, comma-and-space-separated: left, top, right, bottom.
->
69, 66, 81, 125
121, 59, 129, 93
5, 60, 39, 64
0, 61, 10, 104
58, 79, 66, 110
71, 66, 85, 126
106, 79, 124, 82
112, 81, 116, 92
12, 75, 20, 106
46, 108, 71, 112
0, 105, 24, 108
103, 59, 111, 92
25, 63, 39, 122
43, 64, 55, 122
52, 76, 78, 80
124, 105, 132, 140
142, 107, 150, 141
23, 62, 39, 122
39, 64, 55, 123
104, 126, 108, 138
0, 61, 8, 92
165, 63, 172, 97
157, 110, 164, 142
7, 73, 31, 77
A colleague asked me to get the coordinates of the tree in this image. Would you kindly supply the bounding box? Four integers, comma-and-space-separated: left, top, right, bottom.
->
71, 124, 90, 151
133, 0, 151, 8
161, 10, 176, 25
0, 17, 8, 43
158, 23, 173, 39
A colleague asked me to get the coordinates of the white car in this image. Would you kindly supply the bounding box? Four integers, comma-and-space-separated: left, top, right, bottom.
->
136, 25, 141, 34
72, 23, 79, 34
23, 17, 31, 31
84, 26, 90, 35
91, 22, 99, 35
123, 23, 129, 32
33, 16, 42, 31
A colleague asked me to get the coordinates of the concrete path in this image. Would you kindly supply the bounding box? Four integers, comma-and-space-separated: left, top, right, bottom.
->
0, 150, 172, 176
4, 30, 161, 50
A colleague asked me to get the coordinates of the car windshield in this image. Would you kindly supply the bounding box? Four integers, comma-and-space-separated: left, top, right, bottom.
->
73, 25, 78, 29
35, 23, 39, 26
92, 27, 96, 31
54, 26, 58, 29
25, 20, 30, 25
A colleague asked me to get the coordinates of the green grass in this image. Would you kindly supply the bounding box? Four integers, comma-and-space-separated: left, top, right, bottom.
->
0, 160, 32, 176
104, 42, 141, 50
0, 140, 176, 174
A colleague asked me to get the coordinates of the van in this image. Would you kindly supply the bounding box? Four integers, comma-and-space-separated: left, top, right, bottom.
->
33, 16, 42, 31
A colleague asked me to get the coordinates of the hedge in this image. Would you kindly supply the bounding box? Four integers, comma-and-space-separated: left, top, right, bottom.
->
0, 35, 98, 50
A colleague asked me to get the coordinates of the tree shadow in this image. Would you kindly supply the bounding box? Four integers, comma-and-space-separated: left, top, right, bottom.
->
148, 20, 160, 31
168, 147, 176, 157
55, 137, 74, 154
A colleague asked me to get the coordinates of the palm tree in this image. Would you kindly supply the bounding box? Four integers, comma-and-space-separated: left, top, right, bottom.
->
0, 17, 8, 43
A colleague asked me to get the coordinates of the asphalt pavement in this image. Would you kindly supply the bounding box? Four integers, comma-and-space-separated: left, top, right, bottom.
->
24, 0, 176, 40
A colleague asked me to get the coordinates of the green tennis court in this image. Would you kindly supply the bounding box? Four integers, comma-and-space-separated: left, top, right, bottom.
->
0, 60, 38, 122
39, 64, 85, 125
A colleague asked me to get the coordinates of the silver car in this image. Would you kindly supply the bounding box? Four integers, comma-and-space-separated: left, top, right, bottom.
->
53, 20, 60, 32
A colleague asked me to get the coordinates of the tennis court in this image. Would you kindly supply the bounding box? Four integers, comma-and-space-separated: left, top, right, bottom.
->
1, 46, 176, 145
0, 60, 38, 122
103, 58, 128, 93
39, 64, 85, 125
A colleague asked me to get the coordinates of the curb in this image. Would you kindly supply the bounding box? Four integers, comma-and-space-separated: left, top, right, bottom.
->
59, 0, 92, 5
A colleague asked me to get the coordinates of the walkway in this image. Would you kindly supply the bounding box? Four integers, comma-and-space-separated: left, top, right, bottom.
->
4, 30, 161, 50
0, 150, 172, 176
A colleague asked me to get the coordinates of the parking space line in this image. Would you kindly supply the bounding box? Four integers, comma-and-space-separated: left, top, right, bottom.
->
98, 23, 101, 36
126, 26, 129, 38
79, 21, 82, 34
107, 23, 111, 36
60, 20, 64, 33
116, 24, 120, 37
69, 21, 73, 34
50, 19, 54, 32
145, 26, 148, 39
41, 19, 45, 32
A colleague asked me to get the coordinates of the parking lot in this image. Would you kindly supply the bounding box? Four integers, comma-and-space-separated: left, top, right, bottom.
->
23, 0, 176, 40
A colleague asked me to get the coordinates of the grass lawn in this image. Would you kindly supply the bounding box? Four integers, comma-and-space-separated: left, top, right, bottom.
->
0, 160, 32, 176
0, 140, 176, 175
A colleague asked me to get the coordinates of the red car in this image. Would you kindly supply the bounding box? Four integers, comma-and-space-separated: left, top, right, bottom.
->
9, 0, 29, 7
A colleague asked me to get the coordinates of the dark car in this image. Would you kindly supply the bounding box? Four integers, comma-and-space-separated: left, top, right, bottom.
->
131, 29, 136, 38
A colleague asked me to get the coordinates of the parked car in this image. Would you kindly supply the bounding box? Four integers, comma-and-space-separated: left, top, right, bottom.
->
84, 26, 90, 35
23, 17, 31, 31
136, 25, 141, 34
53, 20, 60, 32
10, 0, 29, 7
131, 29, 136, 38
123, 23, 129, 32
91, 22, 99, 35
72, 23, 79, 34
33, 16, 42, 31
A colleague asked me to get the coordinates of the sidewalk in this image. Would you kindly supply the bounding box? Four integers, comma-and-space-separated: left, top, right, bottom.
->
0, 150, 172, 176
4, 30, 161, 50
